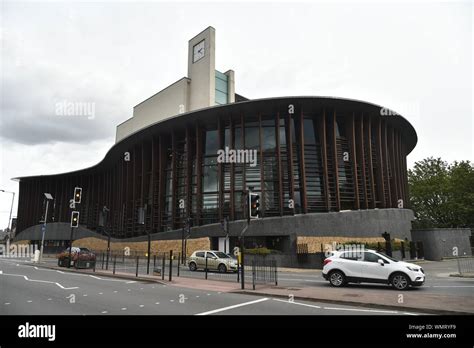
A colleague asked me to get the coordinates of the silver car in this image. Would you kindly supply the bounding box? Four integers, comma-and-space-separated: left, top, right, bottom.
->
188, 250, 238, 273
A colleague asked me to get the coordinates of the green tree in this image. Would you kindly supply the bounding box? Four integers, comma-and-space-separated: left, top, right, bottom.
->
408, 157, 474, 229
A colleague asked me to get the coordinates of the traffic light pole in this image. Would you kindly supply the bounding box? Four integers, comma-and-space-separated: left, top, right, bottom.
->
68, 226, 74, 268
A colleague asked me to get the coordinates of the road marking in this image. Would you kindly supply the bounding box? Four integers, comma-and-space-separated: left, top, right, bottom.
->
170, 300, 174, 302
322, 306, 398, 314
155, 302, 160, 305
4, 303, 10, 305
47, 298, 52, 301
195, 298, 269, 316
114, 291, 118, 293
121, 308, 127, 311
27, 300, 32, 303
126, 281, 136, 284
272, 298, 321, 309
99, 292, 103, 295
432, 285, 474, 288
83, 294, 88, 297
196, 295, 200, 298
139, 305, 144, 308
0, 272, 79, 290
101, 311, 108, 314
403, 312, 419, 316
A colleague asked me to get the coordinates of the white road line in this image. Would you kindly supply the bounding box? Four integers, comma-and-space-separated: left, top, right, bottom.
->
0, 272, 79, 290
432, 285, 474, 288
155, 302, 160, 305
99, 292, 103, 295
27, 300, 32, 303
47, 298, 52, 301
101, 311, 108, 314
195, 298, 269, 316
139, 305, 144, 308
121, 308, 127, 311
83, 294, 88, 297
403, 312, 419, 316
4, 303, 10, 305
323, 306, 398, 314
272, 298, 321, 309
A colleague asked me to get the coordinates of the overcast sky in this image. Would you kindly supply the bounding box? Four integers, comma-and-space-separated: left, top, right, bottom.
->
0, 0, 472, 229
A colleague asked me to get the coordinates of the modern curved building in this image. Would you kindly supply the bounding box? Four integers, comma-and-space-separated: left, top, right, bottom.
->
14, 27, 417, 254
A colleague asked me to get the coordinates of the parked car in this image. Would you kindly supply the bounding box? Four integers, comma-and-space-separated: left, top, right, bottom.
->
322, 249, 425, 290
188, 250, 238, 273
57, 247, 96, 269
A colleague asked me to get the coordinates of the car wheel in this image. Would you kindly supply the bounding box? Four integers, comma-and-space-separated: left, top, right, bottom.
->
218, 264, 227, 273
189, 262, 197, 271
391, 273, 410, 290
329, 270, 346, 287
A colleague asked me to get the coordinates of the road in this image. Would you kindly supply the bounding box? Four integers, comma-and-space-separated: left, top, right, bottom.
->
51, 256, 474, 297
0, 257, 422, 315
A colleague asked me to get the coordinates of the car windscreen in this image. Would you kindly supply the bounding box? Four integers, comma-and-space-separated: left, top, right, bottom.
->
213, 252, 230, 258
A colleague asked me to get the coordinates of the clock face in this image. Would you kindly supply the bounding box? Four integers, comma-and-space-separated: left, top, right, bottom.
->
193, 40, 205, 63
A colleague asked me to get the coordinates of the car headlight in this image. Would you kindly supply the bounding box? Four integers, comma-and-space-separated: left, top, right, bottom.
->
406, 266, 419, 272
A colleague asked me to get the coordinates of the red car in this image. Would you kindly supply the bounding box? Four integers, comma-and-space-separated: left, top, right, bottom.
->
57, 247, 96, 269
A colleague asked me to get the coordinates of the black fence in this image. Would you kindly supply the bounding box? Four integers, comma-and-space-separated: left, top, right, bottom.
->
250, 255, 278, 290
94, 250, 182, 281
92, 249, 279, 289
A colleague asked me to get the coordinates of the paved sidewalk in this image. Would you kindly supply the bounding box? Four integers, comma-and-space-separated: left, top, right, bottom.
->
233, 285, 474, 315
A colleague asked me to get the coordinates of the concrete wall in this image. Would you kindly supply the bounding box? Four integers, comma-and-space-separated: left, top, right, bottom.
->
15, 209, 414, 251
115, 78, 190, 142
411, 228, 472, 261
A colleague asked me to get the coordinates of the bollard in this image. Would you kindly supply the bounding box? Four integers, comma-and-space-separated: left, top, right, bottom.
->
177, 252, 180, 277
101, 252, 105, 269
252, 260, 256, 290
205, 256, 208, 280
153, 254, 156, 269
93, 259, 96, 273
113, 255, 116, 275
274, 260, 278, 286
162, 253, 165, 281
136, 256, 139, 277
169, 250, 173, 282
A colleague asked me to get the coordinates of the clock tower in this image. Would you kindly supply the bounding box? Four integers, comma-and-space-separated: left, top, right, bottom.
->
188, 26, 216, 111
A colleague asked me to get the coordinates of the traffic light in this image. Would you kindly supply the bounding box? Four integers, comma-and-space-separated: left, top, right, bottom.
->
73, 187, 82, 204
71, 211, 80, 228
249, 192, 260, 219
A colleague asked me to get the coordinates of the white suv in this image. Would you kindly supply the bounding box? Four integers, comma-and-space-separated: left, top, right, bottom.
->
322, 249, 425, 290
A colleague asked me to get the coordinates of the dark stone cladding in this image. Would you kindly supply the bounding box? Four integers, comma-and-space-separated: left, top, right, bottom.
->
16, 208, 414, 243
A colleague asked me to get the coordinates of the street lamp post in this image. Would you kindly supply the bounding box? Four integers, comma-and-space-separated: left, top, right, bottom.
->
0, 190, 15, 237
40, 193, 54, 263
